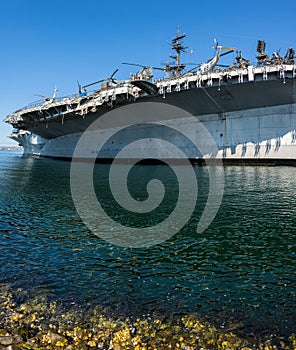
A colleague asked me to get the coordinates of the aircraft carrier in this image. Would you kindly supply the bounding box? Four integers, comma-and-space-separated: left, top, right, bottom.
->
5, 31, 296, 164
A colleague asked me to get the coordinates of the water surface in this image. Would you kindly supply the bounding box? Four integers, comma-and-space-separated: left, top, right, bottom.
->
0, 150, 295, 339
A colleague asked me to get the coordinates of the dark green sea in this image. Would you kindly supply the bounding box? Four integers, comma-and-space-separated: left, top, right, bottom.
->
0, 150, 295, 340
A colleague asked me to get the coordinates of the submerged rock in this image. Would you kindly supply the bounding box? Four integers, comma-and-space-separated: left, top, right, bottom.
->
0, 334, 23, 345
0, 285, 295, 349
0, 329, 10, 336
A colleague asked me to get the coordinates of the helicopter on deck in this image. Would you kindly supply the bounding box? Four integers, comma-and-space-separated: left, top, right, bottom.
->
199, 39, 236, 73
122, 31, 238, 80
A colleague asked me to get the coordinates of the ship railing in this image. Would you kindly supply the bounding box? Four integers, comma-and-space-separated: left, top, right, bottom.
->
17, 90, 98, 112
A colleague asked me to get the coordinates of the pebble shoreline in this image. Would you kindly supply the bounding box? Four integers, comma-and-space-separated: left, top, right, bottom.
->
0, 286, 295, 350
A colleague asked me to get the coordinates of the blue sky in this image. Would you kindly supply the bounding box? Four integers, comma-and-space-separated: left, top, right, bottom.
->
1, 0, 296, 146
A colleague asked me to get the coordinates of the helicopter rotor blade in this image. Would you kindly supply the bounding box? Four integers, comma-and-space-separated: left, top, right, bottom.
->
123, 62, 165, 72
77, 80, 82, 94
34, 94, 47, 99
122, 62, 146, 68
110, 69, 119, 79
152, 66, 165, 71
220, 50, 235, 57
82, 68, 119, 89
82, 79, 105, 89
186, 65, 200, 74
183, 62, 199, 65
221, 46, 236, 51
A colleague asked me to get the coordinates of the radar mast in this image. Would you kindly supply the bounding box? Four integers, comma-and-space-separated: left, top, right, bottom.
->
167, 28, 188, 75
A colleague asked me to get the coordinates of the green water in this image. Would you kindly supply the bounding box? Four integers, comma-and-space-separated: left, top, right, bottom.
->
0, 150, 295, 339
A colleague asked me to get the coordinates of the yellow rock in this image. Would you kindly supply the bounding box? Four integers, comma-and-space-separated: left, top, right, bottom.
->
29, 313, 36, 322
221, 340, 233, 349
131, 335, 141, 346
113, 328, 131, 342
10, 312, 24, 321
150, 340, 157, 347
87, 340, 96, 347
56, 339, 68, 347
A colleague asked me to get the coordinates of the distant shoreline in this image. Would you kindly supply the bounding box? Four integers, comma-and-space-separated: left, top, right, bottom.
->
0, 146, 22, 151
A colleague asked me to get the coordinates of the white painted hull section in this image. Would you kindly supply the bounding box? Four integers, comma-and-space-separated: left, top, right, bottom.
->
15, 103, 296, 162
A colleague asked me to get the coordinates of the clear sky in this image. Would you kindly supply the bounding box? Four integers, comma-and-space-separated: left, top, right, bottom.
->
1, 0, 296, 146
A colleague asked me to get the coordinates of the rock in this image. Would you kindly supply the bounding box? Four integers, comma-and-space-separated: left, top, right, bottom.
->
0, 329, 10, 336
26, 339, 39, 348
0, 334, 23, 345
65, 346, 75, 350
49, 331, 67, 345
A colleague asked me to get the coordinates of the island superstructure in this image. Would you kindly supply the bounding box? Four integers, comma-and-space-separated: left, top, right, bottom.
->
4, 31, 296, 164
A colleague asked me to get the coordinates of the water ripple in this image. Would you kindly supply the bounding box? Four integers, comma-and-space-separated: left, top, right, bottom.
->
0, 151, 295, 337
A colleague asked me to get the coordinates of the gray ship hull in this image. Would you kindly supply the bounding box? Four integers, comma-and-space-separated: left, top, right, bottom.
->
13, 102, 296, 165
7, 64, 296, 164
